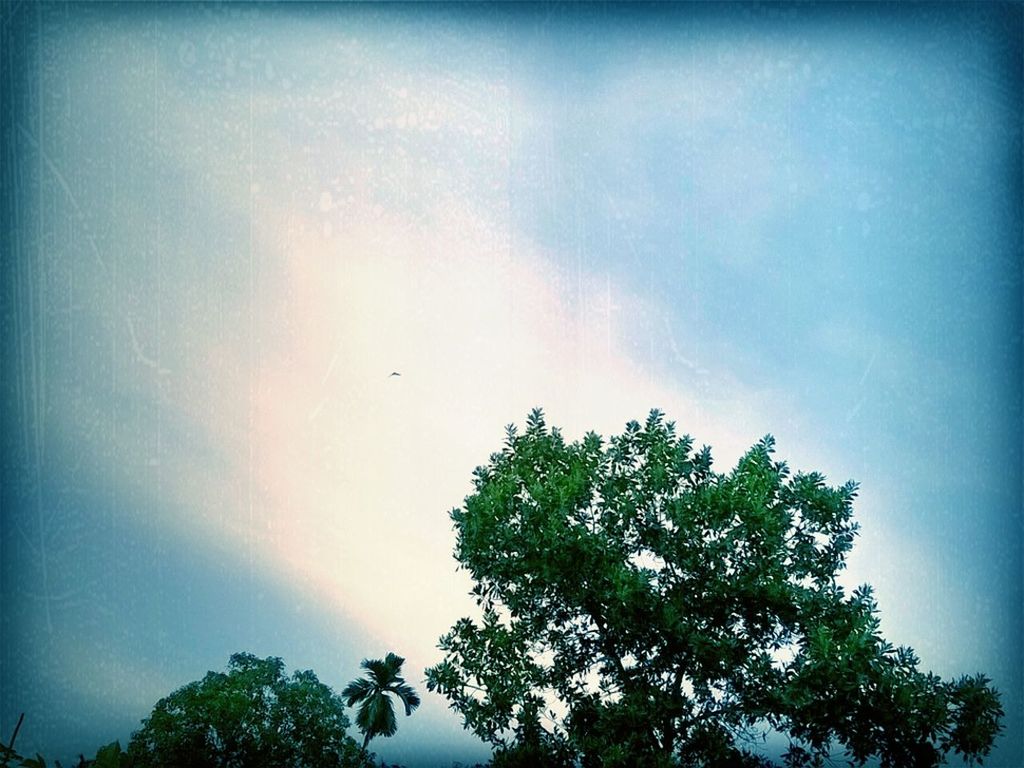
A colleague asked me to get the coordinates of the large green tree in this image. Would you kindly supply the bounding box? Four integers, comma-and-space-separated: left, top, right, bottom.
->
342, 653, 421, 750
426, 410, 1003, 768
126, 653, 371, 768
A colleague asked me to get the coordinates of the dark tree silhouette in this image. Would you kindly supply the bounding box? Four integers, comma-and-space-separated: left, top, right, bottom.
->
343, 653, 421, 750
125, 653, 370, 768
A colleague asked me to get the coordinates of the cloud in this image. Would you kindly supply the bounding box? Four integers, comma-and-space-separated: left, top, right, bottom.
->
46, 18, 855, 675
41, 19, 746, 679
31, 19, 1017, 766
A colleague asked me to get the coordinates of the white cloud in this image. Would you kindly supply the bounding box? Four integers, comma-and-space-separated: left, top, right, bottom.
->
42, 21, 1012, 750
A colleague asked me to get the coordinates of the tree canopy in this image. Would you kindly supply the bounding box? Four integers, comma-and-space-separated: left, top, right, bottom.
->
125, 653, 371, 768
426, 409, 1003, 768
343, 653, 421, 749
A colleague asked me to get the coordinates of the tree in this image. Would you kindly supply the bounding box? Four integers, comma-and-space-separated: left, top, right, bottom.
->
426, 409, 1004, 768
126, 653, 371, 768
91, 741, 127, 768
342, 653, 421, 750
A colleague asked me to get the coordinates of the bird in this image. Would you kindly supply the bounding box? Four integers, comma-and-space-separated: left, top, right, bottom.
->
389, 372, 401, 377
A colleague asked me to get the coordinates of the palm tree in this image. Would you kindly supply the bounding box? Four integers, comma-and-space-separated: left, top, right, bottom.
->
342, 652, 421, 750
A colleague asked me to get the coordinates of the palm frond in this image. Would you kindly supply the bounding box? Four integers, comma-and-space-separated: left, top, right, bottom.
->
363, 655, 402, 686
341, 677, 374, 707
354, 696, 373, 735
389, 682, 421, 717
363, 692, 397, 739
345, 652, 417, 747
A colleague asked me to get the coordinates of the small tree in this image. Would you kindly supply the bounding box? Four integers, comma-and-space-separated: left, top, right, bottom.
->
126, 653, 371, 768
426, 409, 1003, 767
342, 653, 421, 750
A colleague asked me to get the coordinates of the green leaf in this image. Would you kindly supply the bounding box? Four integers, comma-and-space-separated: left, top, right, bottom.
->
428, 409, 1003, 767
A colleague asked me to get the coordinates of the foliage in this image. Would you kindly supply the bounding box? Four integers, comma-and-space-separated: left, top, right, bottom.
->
125, 652, 371, 768
0, 714, 54, 768
0, 746, 54, 768
0, 755, 43, 768
90, 741, 126, 768
426, 409, 1004, 767
342, 653, 421, 749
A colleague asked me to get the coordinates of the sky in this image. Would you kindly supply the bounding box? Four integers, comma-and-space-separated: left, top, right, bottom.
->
0, 3, 1020, 767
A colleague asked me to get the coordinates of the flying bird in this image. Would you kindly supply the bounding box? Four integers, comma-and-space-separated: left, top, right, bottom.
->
389, 372, 401, 377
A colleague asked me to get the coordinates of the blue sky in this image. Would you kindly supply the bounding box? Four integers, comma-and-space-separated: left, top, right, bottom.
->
1, 3, 1020, 766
